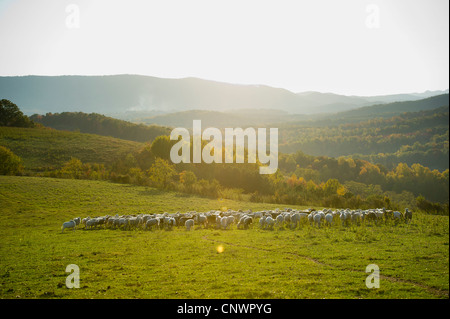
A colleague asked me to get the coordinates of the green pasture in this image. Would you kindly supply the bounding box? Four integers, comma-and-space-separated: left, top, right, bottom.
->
0, 176, 448, 299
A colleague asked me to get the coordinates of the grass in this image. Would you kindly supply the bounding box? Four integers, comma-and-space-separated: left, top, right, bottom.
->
0, 126, 142, 171
0, 176, 448, 299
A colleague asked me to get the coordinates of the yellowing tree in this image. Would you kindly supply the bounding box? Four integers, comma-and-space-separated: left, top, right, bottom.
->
147, 158, 177, 189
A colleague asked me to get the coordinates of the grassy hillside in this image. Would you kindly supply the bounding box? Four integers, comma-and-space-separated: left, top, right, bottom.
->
0, 127, 143, 171
0, 176, 448, 299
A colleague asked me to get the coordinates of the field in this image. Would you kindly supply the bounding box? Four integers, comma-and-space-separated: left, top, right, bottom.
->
0, 176, 448, 299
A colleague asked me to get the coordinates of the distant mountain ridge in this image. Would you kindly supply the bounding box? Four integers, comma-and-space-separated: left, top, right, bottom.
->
0, 74, 447, 115
127, 94, 449, 128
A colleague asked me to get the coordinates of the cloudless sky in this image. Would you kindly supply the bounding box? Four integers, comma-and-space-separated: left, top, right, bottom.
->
0, 0, 448, 95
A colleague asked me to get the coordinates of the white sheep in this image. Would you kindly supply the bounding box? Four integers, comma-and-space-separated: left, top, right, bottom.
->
290, 213, 301, 228
73, 217, 81, 227
220, 216, 228, 229
313, 213, 322, 228
118, 217, 129, 230
165, 217, 176, 230
264, 216, 275, 230
61, 220, 76, 233
185, 219, 195, 231
128, 217, 140, 229
253, 212, 263, 219
194, 214, 207, 228
85, 218, 97, 230
308, 212, 314, 226
275, 214, 284, 227
145, 218, 159, 230
325, 213, 333, 226
259, 215, 266, 228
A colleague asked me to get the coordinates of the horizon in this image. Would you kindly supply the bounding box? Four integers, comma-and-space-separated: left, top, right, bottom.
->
1, 73, 448, 98
0, 0, 448, 96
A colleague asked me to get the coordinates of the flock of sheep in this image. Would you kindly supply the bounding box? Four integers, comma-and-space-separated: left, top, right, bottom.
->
60, 207, 413, 233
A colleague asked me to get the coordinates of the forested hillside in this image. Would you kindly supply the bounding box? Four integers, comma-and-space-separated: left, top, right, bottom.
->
30, 112, 171, 143
278, 106, 449, 171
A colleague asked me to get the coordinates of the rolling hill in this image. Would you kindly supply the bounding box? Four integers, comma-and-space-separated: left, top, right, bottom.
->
0, 126, 143, 171
29, 112, 171, 143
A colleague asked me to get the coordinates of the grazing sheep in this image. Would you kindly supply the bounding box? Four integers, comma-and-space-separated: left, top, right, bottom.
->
325, 213, 333, 226
290, 213, 301, 229
276, 214, 284, 227
185, 219, 195, 231
259, 215, 266, 228
242, 216, 253, 229
61, 220, 76, 233
118, 218, 129, 230
206, 214, 217, 228
308, 212, 314, 226
128, 217, 140, 229
73, 217, 81, 227
237, 216, 253, 229
165, 217, 176, 230
283, 213, 291, 225
405, 208, 413, 223
220, 216, 228, 230
375, 209, 384, 221
340, 211, 352, 227
393, 211, 403, 224
194, 214, 207, 228
253, 212, 263, 219
145, 218, 159, 230
178, 216, 190, 228
85, 218, 97, 230
106, 217, 115, 228
82, 217, 90, 226
263, 216, 275, 230
313, 213, 322, 228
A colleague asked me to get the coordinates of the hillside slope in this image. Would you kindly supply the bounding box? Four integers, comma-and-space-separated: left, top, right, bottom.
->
0, 127, 143, 171
278, 106, 449, 171
29, 112, 171, 143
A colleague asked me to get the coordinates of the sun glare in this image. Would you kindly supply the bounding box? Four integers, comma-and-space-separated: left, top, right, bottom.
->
216, 245, 224, 254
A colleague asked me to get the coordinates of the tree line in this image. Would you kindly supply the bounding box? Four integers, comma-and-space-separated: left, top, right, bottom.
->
1, 99, 448, 215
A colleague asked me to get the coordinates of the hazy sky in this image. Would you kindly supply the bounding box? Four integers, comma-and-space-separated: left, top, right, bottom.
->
0, 0, 448, 95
